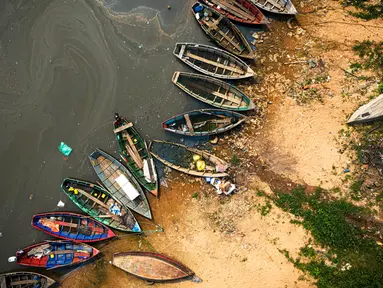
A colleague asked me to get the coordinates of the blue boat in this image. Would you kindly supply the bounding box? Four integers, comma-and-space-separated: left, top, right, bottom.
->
162, 109, 247, 136
32, 212, 116, 242
16, 240, 99, 269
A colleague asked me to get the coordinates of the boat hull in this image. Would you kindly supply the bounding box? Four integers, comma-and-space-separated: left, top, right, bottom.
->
32, 212, 116, 242
61, 178, 142, 233
112, 252, 195, 282
250, 0, 298, 15
347, 94, 383, 124
16, 240, 99, 269
173, 43, 256, 80
198, 0, 268, 25
113, 114, 158, 197
0, 272, 55, 288
150, 140, 229, 178
192, 2, 255, 59
162, 109, 247, 136
89, 149, 152, 219
172, 71, 256, 111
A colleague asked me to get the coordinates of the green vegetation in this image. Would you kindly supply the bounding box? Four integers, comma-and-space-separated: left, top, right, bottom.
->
266, 186, 383, 288
231, 154, 240, 166
192, 192, 199, 199
349, 178, 364, 200
349, 62, 362, 72
353, 40, 383, 80
342, 0, 383, 20
378, 83, 383, 94
260, 201, 272, 216
256, 190, 266, 197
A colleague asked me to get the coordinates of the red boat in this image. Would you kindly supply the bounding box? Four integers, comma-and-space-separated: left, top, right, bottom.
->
16, 240, 99, 269
198, 0, 268, 25
32, 212, 116, 243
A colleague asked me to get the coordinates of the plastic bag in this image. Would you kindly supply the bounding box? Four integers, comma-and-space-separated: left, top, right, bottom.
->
58, 142, 72, 156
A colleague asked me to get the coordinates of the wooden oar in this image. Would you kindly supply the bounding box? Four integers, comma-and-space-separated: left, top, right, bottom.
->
68, 188, 121, 221
122, 133, 144, 168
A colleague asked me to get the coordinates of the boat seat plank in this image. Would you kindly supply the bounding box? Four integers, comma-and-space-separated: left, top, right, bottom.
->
0, 277, 6, 288
203, 19, 243, 52
10, 279, 39, 285
205, 14, 224, 33
51, 249, 89, 255
53, 220, 103, 233
113, 122, 133, 134
183, 114, 195, 135
185, 51, 244, 74
264, 0, 285, 10
185, 80, 243, 105
178, 44, 186, 57
72, 188, 110, 210
211, 90, 242, 105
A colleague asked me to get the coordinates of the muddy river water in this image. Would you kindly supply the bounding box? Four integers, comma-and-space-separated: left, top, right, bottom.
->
0, 0, 259, 279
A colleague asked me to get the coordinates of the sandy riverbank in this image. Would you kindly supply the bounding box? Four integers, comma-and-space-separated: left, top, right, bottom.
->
61, 0, 383, 287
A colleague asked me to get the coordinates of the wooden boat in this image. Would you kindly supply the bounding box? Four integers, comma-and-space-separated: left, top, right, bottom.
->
172, 71, 256, 111
347, 94, 383, 124
173, 43, 255, 80
150, 140, 229, 177
16, 240, 99, 269
0, 272, 55, 288
191, 2, 255, 59
199, 0, 268, 25
113, 113, 158, 197
162, 109, 247, 136
89, 149, 152, 219
32, 212, 116, 242
61, 178, 141, 233
112, 252, 198, 283
250, 0, 297, 15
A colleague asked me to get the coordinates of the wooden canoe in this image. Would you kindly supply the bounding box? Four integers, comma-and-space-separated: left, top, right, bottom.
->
250, 0, 298, 15
0, 272, 55, 288
191, 2, 255, 59
150, 140, 229, 177
173, 43, 255, 80
16, 240, 99, 269
162, 109, 247, 136
112, 252, 196, 282
199, 0, 268, 25
61, 178, 141, 233
347, 94, 383, 124
32, 212, 116, 242
89, 149, 152, 219
113, 113, 158, 197
172, 71, 256, 111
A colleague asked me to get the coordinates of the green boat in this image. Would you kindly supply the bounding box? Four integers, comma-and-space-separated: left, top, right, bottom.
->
113, 113, 158, 197
61, 178, 141, 233
172, 72, 256, 111
89, 149, 152, 219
